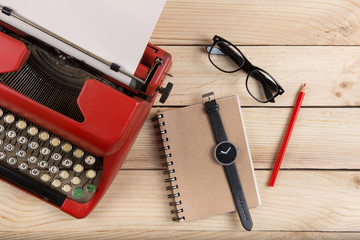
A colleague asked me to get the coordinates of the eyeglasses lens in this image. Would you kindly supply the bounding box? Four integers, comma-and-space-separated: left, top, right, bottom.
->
246, 69, 279, 102
209, 41, 244, 72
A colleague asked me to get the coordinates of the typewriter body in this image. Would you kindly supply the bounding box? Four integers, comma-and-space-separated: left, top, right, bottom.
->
0, 3, 171, 218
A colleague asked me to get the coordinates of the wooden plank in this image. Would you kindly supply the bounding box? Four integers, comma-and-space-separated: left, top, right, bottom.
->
125, 108, 360, 170
1, 170, 360, 231
151, 0, 360, 46
1, 231, 360, 240
153, 46, 360, 107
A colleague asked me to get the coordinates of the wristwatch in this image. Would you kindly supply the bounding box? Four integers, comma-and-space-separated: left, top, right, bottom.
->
202, 92, 253, 231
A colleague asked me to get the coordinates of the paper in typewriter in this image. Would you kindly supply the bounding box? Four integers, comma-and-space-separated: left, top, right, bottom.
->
157, 96, 261, 221
0, 0, 166, 74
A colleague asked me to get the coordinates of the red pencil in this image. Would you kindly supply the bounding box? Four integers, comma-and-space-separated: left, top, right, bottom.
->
268, 83, 307, 187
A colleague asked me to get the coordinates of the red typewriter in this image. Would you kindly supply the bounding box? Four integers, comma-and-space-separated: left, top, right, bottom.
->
0, 3, 172, 218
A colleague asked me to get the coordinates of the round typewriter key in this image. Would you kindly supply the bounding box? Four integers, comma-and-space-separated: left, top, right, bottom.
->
27, 127, 38, 136
7, 157, 17, 166
59, 170, 70, 179
41, 174, 51, 182
61, 143, 72, 153
6, 130, 16, 139
62, 184, 72, 193
0, 139, 3, 146
16, 120, 27, 130
18, 162, 28, 171
51, 153, 62, 161
39, 131, 50, 141
73, 149, 84, 159
28, 156, 38, 164
17, 136, 28, 145
29, 141, 39, 150
0, 109, 3, 117
5, 144, 15, 152
16, 150, 26, 158
40, 147, 50, 155
38, 160, 48, 169
86, 170, 96, 179
4, 114, 15, 124
62, 159, 73, 168
0, 125, 4, 133
71, 177, 81, 185
49, 166, 59, 174
30, 168, 40, 177
73, 164, 84, 173
52, 179, 61, 188
85, 155, 96, 165
0, 152, 6, 160
86, 184, 96, 193
73, 187, 84, 199
50, 137, 61, 147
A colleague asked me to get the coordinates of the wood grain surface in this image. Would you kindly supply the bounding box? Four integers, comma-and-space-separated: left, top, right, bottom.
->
1, 0, 360, 239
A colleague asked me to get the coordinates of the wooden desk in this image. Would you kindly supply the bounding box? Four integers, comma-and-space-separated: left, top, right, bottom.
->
1, 0, 360, 239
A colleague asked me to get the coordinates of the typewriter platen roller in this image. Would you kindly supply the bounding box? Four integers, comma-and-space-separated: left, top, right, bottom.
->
0, 4, 172, 218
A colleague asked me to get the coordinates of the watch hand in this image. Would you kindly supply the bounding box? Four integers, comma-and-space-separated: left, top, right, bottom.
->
220, 151, 227, 154
224, 147, 231, 154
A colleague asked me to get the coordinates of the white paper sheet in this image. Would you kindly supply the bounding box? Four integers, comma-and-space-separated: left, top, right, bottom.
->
0, 0, 166, 76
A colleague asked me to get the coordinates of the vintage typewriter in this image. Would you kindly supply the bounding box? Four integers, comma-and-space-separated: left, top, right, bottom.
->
0, 3, 172, 218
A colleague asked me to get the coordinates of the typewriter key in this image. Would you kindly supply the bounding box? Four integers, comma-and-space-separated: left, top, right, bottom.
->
4, 114, 15, 124
5, 144, 15, 152
6, 130, 16, 140
62, 143, 72, 153
86, 170, 96, 179
0, 125, 4, 133
16, 150, 26, 158
71, 177, 81, 185
30, 168, 40, 177
73, 164, 84, 173
85, 156, 96, 165
40, 147, 50, 156
59, 170, 70, 179
7, 157, 17, 166
0, 109, 3, 118
28, 156, 38, 164
39, 131, 50, 141
0, 152, 6, 160
29, 142, 39, 150
73, 149, 84, 159
73, 187, 84, 199
41, 174, 51, 182
62, 184, 72, 193
38, 160, 48, 169
62, 159, 73, 168
18, 162, 28, 171
49, 166, 59, 174
27, 127, 38, 136
51, 153, 62, 161
16, 120, 27, 130
52, 179, 61, 188
17, 136, 28, 145
86, 184, 96, 193
0, 139, 2, 146
50, 137, 61, 147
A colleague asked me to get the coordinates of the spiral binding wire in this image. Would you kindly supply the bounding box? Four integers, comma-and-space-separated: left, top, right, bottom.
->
152, 113, 185, 222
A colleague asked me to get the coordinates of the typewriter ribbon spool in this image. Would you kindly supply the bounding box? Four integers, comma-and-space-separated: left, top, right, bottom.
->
152, 113, 185, 221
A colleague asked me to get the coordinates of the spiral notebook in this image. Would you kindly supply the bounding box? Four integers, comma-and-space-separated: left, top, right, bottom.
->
152, 95, 261, 222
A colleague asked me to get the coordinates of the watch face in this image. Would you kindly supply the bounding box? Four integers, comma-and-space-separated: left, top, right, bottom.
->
214, 141, 238, 165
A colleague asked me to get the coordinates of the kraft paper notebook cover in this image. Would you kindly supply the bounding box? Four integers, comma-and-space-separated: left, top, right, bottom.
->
152, 95, 261, 222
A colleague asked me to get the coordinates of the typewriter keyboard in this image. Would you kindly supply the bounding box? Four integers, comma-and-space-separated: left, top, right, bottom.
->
0, 107, 103, 204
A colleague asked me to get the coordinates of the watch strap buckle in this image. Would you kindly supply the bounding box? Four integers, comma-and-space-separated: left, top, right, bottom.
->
202, 92, 216, 103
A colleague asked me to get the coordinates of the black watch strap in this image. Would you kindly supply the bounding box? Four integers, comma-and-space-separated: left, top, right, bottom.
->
204, 98, 228, 144
224, 163, 253, 231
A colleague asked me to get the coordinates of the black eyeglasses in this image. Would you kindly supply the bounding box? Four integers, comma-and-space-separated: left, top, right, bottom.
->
207, 35, 284, 103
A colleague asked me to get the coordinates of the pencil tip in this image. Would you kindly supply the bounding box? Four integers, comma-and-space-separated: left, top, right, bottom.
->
300, 83, 307, 92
